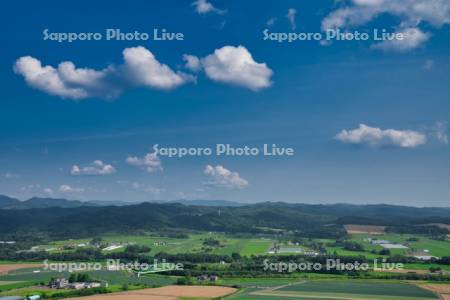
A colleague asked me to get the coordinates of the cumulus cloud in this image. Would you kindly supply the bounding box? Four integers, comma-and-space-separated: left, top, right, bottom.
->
286, 8, 297, 30
183, 54, 202, 72
202, 46, 273, 90
121, 47, 194, 90
59, 184, 84, 193
335, 124, 427, 148
70, 160, 116, 176
185, 45, 272, 91
126, 152, 162, 173
13, 56, 115, 99
14, 46, 193, 100
16, 45, 271, 98
372, 27, 429, 52
192, 0, 225, 14
204, 165, 249, 189
321, 0, 450, 51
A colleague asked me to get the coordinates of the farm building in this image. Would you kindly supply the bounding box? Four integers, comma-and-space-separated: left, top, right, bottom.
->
407, 251, 439, 261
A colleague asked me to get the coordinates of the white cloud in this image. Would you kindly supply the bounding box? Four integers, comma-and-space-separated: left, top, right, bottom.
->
335, 124, 427, 148
322, 0, 450, 30
59, 184, 84, 193
321, 0, 450, 51
432, 121, 448, 144
70, 160, 116, 176
197, 45, 273, 91
43, 188, 54, 195
192, 0, 225, 14
19, 184, 55, 196
183, 54, 202, 72
126, 152, 162, 173
286, 8, 297, 30
372, 27, 429, 52
13, 56, 118, 100
16, 45, 271, 98
121, 46, 194, 90
14, 47, 193, 100
204, 165, 249, 189
353, 0, 385, 5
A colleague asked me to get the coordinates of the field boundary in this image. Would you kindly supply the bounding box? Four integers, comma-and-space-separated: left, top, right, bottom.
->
250, 290, 437, 300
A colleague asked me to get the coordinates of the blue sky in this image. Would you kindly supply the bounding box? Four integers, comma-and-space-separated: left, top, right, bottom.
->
0, 0, 449, 206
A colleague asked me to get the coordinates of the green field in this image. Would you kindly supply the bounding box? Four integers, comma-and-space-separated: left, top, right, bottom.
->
314, 233, 450, 259
325, 245, 385, 259
404, 263, 450, 271
0, 281, 38, 293
219, 277, 302, 287
39, 233, 273, 257
350, 234, 450, 257
1, 230, 447, 299
0, 267, 175, 289
0, 267, 177, 297
29, 231, 450, 260
1, 265, 446, 300
280, 280, 436, 298
0, 281, 20, 286
226, 280, 440, 300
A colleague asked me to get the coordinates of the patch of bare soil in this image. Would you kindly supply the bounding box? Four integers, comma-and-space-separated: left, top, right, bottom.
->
65, 285, 237, 299
344, 224, 386, 234
419, 284, 450, 300
0, 264, 42, 275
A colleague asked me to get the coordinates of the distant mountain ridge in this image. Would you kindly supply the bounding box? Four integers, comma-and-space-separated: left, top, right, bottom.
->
0, 196, 449, 240
166, 199, 244, 207
0, 195, 99, 209
1, 195, 450, 212
0, 195, 244, 209
0, 195, 20, 208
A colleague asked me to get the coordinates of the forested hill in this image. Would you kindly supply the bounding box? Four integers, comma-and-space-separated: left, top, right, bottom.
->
0, 200, 449, 239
